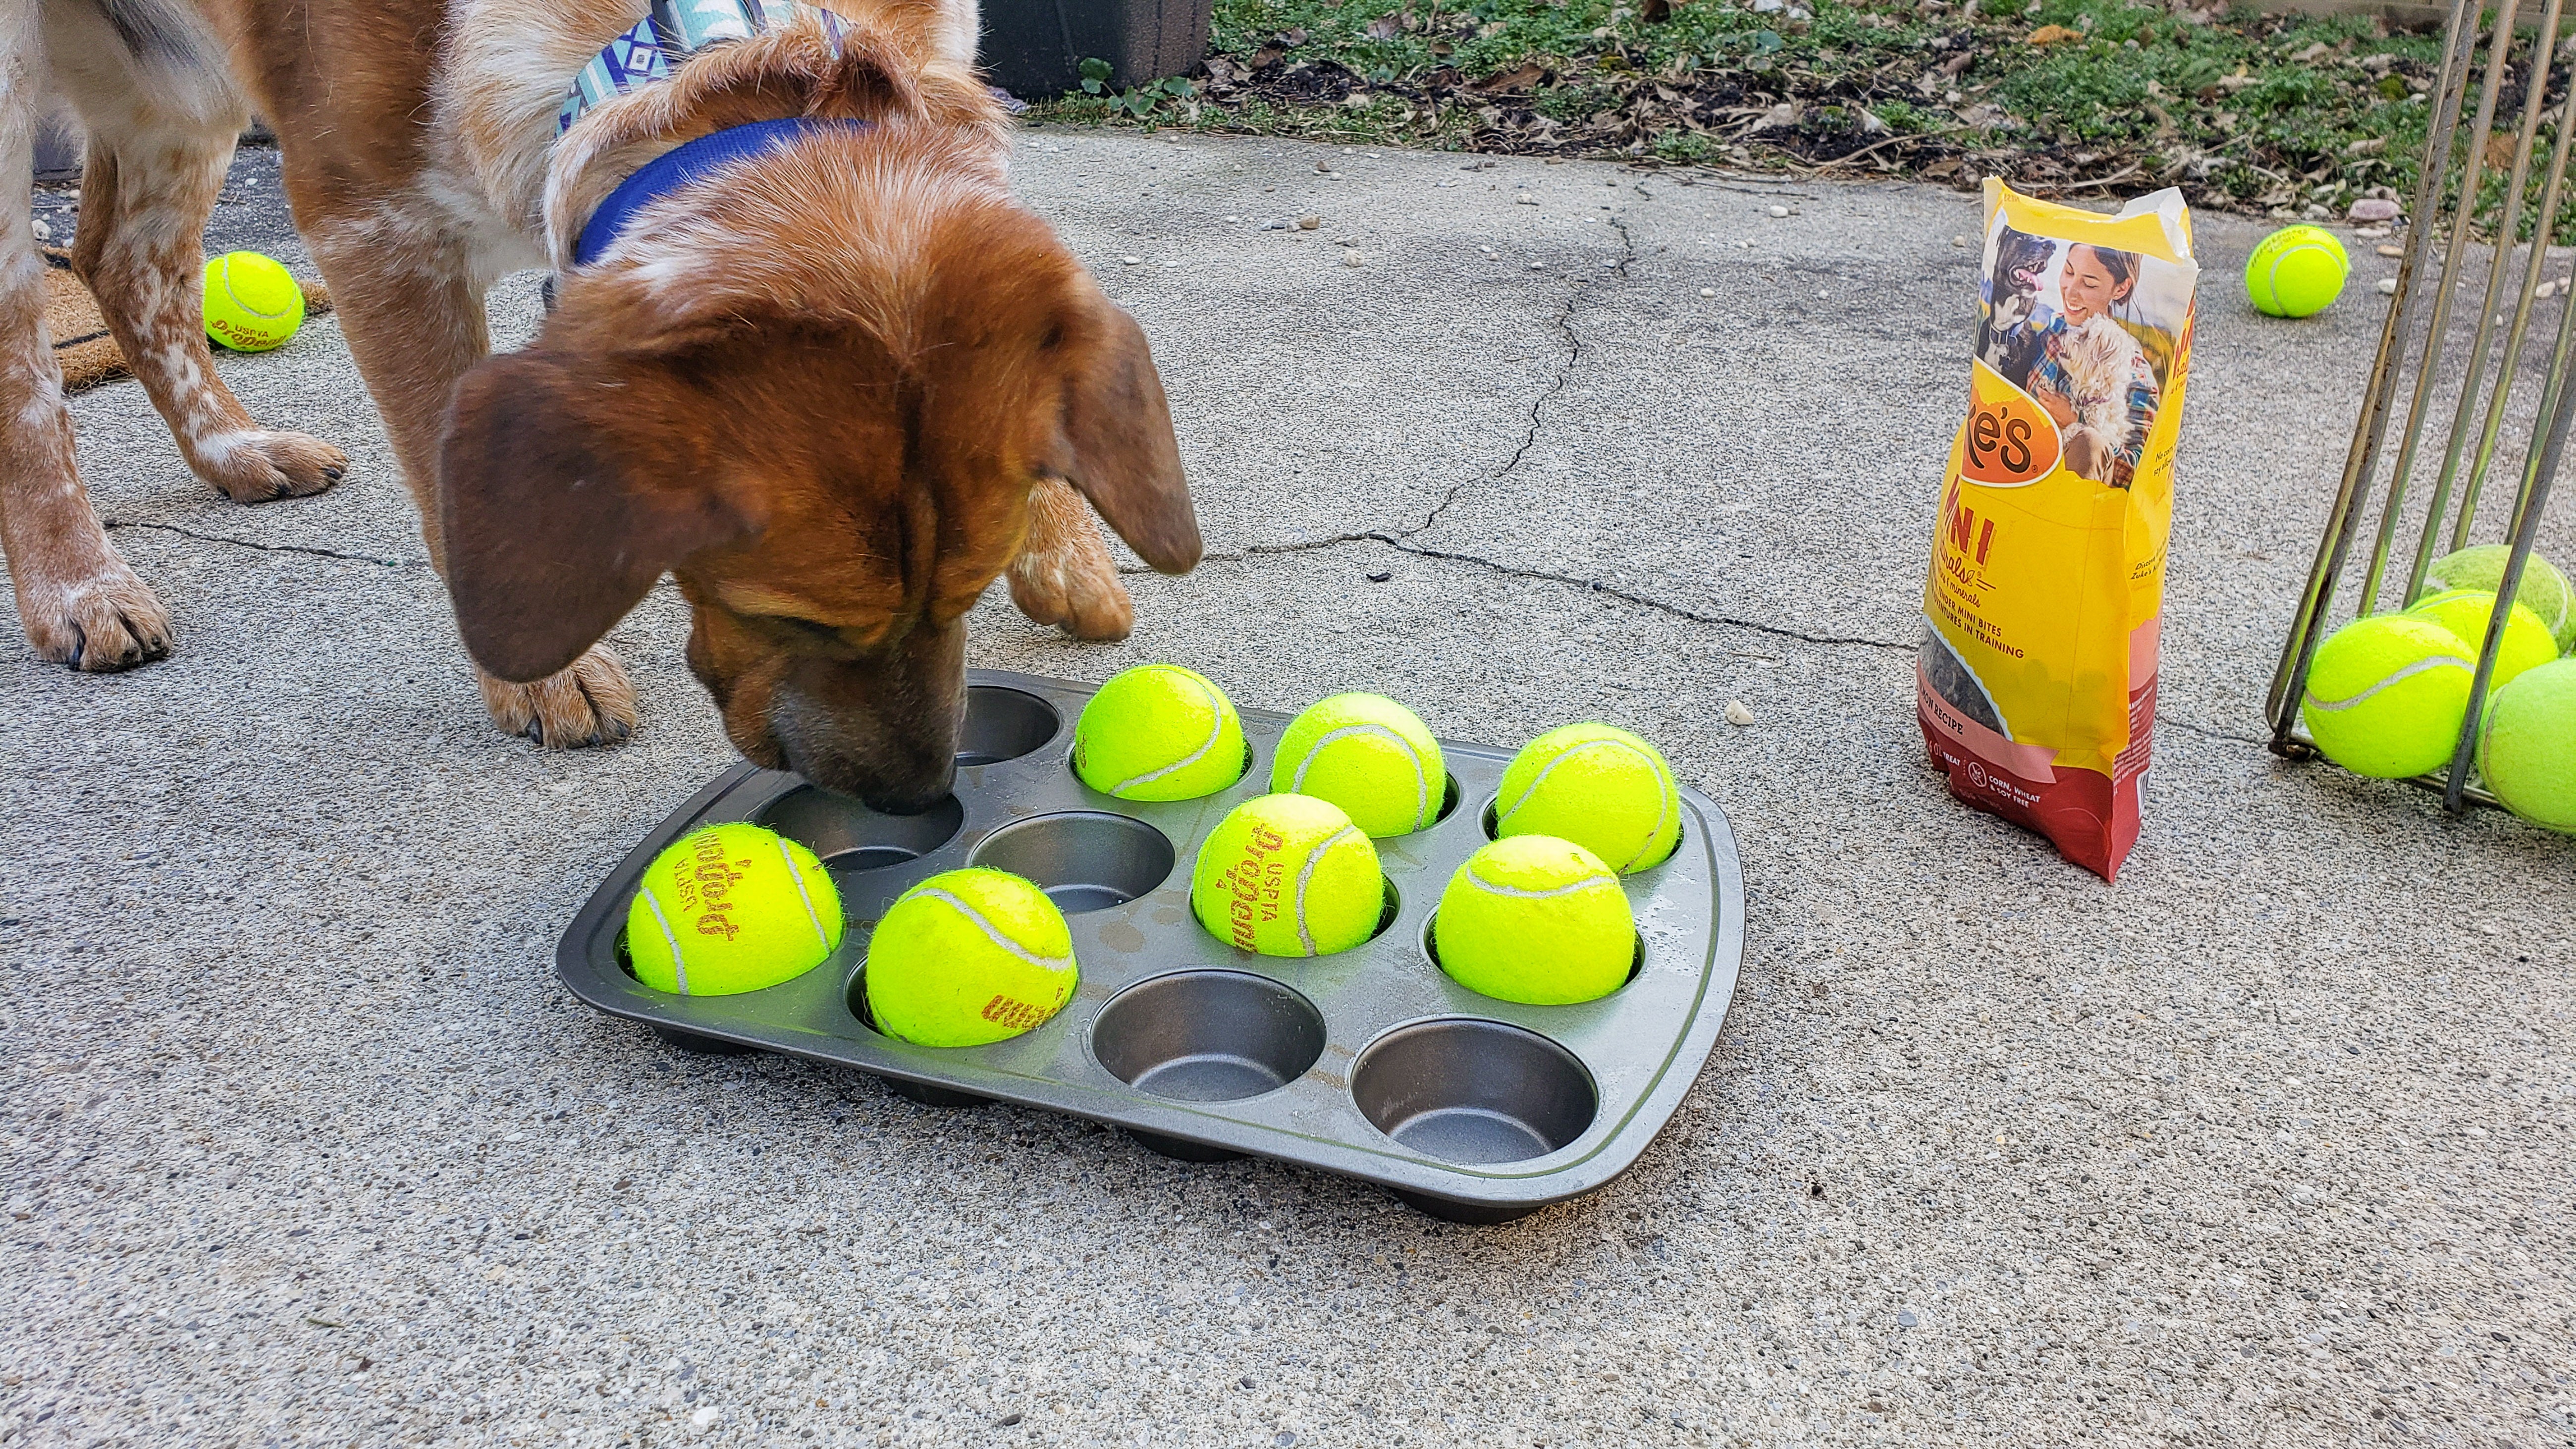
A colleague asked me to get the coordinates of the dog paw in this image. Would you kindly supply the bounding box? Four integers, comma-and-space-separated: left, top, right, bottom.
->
1009, 548, 1135, 642
17, 555, 175, 672
195, 429, 349, 504
476, 643, 639, 748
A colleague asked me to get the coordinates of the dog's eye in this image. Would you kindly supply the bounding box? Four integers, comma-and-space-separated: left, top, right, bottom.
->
763, 615, 844, 644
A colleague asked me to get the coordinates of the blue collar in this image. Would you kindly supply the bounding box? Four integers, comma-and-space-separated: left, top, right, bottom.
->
573, 116, 866, 267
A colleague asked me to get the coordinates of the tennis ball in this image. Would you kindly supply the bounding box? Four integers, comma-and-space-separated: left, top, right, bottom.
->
2418, 544, 2575, 652
201, 251, 306, 352
2478, 657, 2576, 832
2245, 225, 2349, 319
1270, 693, 1447, 837
2300, 615, 2475, 779
1432, 836, 1636, 1006
1492, 723, 1682, 873
2404, 589, 2557, 691
627, 822, 843, 996
863, 868, 1077, 1047
1191, 793, 1384, 958
1072, 663, 1249, 801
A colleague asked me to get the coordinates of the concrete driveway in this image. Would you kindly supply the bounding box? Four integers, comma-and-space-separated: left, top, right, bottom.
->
5, 130, 2571, 1447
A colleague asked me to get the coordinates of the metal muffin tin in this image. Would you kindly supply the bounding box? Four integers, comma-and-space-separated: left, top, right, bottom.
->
557, 669, 1745, 1223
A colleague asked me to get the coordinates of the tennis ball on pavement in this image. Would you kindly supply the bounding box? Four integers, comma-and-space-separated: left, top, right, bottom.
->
202, 251, 306, 352
2418, 544, 2575, 652
1191, 793, 1384, 957
1432, 835, 1636, 1006
1270, 693, 1447, 837
2478, 658, 2576, 832
1492, 723, 1682, 873
864, 868, 1078, 1047
2245, 225, 2349, 319
1072, 663, 1249, 801
2300, 615, 2476, 779
627, 822, 843, 996
2404, 589, 2557, 691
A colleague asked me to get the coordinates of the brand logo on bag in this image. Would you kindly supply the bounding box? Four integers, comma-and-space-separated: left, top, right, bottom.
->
1961, 359, 2061, 487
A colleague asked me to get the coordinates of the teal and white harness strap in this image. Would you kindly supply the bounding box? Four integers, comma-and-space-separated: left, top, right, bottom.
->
559, 0, 846, 133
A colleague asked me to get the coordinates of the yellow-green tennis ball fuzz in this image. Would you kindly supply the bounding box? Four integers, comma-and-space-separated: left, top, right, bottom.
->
864, 869, 1077, 1047
1191, 793, 1384, 957
2418, 544, 2576, 652
2478, 658, 2576, 832
2300, 615, 2475, 779
627, 823, 843, 996
2245, 225, 2349, 319
1433, 836, 1635, 1006
2404, 590, 2557, 691
1072, 663, 1249, 801
201, 251, 306, 352
1271, 693, 1447, 837
1493, 723, 1682, 873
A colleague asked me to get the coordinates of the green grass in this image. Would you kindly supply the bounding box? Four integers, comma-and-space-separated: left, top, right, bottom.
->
1030, 0, 2539, 220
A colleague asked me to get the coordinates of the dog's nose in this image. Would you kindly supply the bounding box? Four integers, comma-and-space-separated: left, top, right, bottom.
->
854, 761, 957, 817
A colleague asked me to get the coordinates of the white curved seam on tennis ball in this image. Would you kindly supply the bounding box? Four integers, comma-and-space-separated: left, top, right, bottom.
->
1288, 722, 1429, 827
1290, 825, 1364, 957
1461, 860, 1615, 900
776, 836, 829, 952
638, 887, 689, 996
1498, 737, 1672, 867
2264, 244, 2338, 311
2305, 654, 2473, 711
1112, 669, 1229, 794
912, 887, 1072, 971
221, 259, 294, 319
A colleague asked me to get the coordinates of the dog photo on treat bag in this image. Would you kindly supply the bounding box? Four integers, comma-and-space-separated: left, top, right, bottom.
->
1921, 180, 2200, 881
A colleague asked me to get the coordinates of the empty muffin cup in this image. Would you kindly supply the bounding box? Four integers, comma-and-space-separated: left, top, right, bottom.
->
1350, 1020, 1597, 1165
1091, 971, 1328, 1102
967, 811, 1175, 913
757, 788, 964, 871
958, 686, 1062, 767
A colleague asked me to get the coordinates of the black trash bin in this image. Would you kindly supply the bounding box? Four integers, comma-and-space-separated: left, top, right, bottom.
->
982, 0, 1209, 102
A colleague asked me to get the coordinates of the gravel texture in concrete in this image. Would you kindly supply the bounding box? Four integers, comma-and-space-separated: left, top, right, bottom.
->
3, 132, 2572, 1448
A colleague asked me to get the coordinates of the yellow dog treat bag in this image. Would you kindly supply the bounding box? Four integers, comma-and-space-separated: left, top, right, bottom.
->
1919, 180, 2199, 881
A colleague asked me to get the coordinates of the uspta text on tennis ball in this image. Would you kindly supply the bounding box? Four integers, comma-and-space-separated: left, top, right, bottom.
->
1492, 722, 1682, 872
1071, 663, 1249, 801
1270, 693, 1447, 837
627, 822, 842, 996
2417, 544, 2576, 652
2478, 657, 2576, 833
1433, 835, 1636, 1006
2244, 225, 2349, 319
2300, 615, 2475, 779
202, 251, 307, 352
864, 868, 1078, 1047
2403, 589, 2557, 691
1190, 793, 1384, 958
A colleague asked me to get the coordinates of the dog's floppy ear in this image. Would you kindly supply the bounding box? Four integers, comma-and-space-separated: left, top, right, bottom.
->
437, 350, 756, 683
1051, 296, 1200, 574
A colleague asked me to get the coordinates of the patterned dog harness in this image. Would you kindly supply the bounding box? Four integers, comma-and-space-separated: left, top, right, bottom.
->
560, 0, 861, 268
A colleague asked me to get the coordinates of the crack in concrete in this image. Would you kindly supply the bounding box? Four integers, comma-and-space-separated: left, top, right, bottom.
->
106, 518, 418, 569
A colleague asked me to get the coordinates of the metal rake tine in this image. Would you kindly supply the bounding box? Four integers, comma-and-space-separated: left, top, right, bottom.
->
2408, 0, 2571, 601
2361, 0, 2527, 618
2266, 0, 2482, 738
2450, 38, 2576, 553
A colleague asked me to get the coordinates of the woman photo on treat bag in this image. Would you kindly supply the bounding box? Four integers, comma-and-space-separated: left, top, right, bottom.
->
2026, 243, 2162, 489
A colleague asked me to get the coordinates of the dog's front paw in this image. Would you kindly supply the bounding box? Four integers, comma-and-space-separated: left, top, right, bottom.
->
1009, 546, 1135, 642
195, 429, 348, 503
476, 644, 639, 748
15, 551, 175, 672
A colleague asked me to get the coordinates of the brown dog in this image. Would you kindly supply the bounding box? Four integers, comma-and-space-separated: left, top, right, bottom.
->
5, 0, 1196, 812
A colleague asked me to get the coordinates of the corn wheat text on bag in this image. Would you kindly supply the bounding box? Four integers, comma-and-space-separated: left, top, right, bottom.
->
1919, 180, 2200, 882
